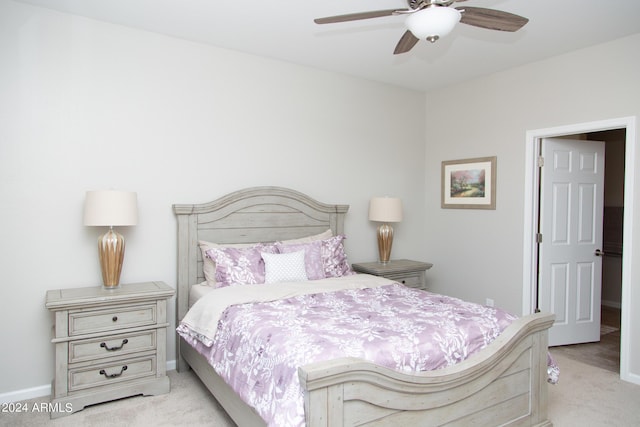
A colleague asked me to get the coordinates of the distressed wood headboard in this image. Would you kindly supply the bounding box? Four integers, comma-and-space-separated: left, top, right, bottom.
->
172, 186, 349, 323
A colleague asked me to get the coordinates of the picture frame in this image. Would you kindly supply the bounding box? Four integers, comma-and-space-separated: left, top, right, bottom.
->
441, 156, 497, 209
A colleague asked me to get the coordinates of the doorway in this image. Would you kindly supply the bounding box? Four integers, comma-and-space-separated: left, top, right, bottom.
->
539, 131, 623, 372
522, 117, 636, 384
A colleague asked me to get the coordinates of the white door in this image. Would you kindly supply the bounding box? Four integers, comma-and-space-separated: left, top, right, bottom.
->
539, 138, 605, 346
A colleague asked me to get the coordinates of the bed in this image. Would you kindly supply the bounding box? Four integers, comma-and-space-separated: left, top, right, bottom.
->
173, 186, 555, 427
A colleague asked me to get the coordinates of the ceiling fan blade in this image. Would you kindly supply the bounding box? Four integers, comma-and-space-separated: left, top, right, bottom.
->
456, 6, 529, 32
394, 30, 420, 55
314, 9, 404, 24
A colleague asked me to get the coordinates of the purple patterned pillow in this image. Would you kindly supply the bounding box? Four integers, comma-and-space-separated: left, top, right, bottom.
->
206, 244, 277, 287
198, 240, 255, 287
276, 240, 325, 280
321, 235, 355, 277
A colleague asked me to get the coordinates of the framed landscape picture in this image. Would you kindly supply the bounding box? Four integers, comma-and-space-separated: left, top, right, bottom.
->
441, 156, 497, 209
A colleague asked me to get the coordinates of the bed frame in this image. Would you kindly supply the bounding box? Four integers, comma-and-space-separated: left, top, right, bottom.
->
173, 186, 554, 426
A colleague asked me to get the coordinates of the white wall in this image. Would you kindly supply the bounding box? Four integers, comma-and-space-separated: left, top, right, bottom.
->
0, 0, 426, 397
424, 34, 640, 377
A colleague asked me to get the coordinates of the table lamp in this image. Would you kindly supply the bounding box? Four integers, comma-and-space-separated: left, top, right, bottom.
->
368, 197, 403, 263
84, 190, 138, 288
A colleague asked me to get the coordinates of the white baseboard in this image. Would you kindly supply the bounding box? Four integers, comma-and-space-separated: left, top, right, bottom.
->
602, 299, 622, 309
0, 359, 177, 404
0, 384, 50, 405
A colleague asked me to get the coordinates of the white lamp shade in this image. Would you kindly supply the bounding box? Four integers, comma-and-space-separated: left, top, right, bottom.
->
405, 7, 461, 40
84, 190, 138, 226
369, 197, 403, 223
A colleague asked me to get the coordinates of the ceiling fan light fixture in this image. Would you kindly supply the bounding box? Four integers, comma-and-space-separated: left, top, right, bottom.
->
405, 6, 461, 42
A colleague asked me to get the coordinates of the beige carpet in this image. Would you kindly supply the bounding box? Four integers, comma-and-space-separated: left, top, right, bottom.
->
0, 369, 235, 427
2, 353, 640, 426
547, 350, 640, 426
551, 307, 622, 374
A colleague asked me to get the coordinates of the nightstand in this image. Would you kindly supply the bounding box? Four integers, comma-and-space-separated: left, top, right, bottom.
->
45, 281, 175, 418
352, 259, 433, 290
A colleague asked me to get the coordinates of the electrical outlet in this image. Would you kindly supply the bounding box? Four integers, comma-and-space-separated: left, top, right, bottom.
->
485, 298, 494, 307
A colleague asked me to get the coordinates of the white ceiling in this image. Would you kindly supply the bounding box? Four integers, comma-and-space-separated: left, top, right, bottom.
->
15, 0, 640, 92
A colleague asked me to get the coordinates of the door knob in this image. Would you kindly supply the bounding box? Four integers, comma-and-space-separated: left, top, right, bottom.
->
595, 249, 605, 257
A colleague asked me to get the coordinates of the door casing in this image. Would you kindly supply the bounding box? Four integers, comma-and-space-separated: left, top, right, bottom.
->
522, 116, 637, 384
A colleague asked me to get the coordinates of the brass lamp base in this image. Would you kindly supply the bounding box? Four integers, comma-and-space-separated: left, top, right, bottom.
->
376, 223, 394, 264
98, 227, 125, 288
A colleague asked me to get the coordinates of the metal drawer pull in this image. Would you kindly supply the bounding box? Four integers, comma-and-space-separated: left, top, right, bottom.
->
112, 316, 118, 322
99, 365, 128, 378
100, 339, 128, 351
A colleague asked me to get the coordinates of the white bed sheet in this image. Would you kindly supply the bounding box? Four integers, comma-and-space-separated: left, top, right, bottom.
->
189, 282, 214, 308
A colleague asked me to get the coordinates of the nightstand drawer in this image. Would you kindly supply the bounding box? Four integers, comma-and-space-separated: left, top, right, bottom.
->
386, 273, 422, 288
69, 330, 157, 364
68, 354, 157, 392
69, 304, 157, 336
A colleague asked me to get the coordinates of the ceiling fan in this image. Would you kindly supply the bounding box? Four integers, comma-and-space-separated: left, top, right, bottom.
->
314, 0, 529, 54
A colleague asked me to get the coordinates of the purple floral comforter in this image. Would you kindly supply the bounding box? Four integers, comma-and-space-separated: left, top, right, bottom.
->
178, 276, 547, 426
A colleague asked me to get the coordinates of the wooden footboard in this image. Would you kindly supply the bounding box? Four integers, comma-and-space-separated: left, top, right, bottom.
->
181, 312, 553, 427
299, 312, 554, 427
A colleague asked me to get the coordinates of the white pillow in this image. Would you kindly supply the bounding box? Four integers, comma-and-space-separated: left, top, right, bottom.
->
262, 250, 308, 284
280, 229, 332, 244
